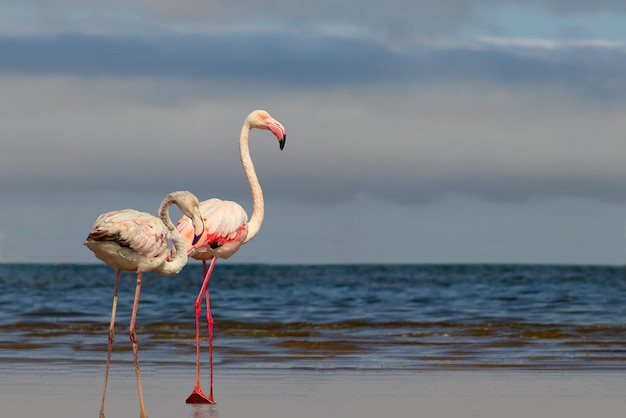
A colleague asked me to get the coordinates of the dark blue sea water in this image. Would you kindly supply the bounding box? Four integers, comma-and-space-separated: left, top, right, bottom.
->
1, 263, 625, 371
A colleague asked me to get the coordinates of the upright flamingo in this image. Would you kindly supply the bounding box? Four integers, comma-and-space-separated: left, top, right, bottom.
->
84, 191, 205, 418
177, 109, 286, 404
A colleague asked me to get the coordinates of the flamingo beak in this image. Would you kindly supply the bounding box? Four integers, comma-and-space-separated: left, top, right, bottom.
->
266, 118, 286, 150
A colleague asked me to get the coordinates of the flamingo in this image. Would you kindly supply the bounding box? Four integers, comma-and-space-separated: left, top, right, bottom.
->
177, 109, 286, 404
84, 190, 205, 418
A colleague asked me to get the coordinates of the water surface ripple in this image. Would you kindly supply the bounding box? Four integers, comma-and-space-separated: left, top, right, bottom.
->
1, 263, 625, 370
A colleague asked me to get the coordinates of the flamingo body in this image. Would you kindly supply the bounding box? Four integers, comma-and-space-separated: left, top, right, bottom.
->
86, 209, 175, 273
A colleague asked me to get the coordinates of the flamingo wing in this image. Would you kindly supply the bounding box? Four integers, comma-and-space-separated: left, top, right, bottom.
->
87, 209, 170, 259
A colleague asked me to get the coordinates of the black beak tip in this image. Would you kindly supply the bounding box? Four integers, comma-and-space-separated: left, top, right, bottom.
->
279, 135, 286, 150
192, 234, 202, 245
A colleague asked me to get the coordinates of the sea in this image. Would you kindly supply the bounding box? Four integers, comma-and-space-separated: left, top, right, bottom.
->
1, 263, 625, 371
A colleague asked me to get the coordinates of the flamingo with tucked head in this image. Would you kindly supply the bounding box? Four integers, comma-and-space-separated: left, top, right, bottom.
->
85, 190, 204, 418
177, 109, 286, 404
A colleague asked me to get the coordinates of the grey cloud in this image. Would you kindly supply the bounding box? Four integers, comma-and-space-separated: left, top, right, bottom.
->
0, 33, 407, 84
267, 85, 626, 205
6, 1, 626, 30
1, 33, 626, 102
2, 35, 626, 208
3, 1, 626, 265
3, 74, 626, 206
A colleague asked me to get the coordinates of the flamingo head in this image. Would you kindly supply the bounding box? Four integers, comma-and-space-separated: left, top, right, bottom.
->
188, 205, 204, 245
247, 109, 286, 150
174, 192, 205, 245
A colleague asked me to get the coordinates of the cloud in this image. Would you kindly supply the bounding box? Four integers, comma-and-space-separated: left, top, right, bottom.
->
2, 2, 626, 264
1, 32, 626, 99
275, 84, 626, 204
2, 1, 626, 41
3, 72, 626, 209
2, 29, 626, 211
0, 32, 408, 85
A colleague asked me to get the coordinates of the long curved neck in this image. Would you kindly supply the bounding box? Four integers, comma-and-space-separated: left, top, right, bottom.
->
240, 121, 264, 244
154, 194, 188, 276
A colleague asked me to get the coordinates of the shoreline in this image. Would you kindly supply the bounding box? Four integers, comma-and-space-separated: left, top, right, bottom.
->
2, 361, 625, 418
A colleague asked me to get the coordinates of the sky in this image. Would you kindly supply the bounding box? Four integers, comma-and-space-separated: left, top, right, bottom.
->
1, 1, 626, 265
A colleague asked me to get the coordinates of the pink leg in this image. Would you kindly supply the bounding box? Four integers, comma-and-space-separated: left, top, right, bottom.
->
186, 257, 217, 404
100, 270, 121, 418
205, 280, 214, 402
129, 273, 148, 418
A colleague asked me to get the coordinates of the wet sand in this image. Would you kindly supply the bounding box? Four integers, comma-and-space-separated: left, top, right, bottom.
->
1, 362, 625, 418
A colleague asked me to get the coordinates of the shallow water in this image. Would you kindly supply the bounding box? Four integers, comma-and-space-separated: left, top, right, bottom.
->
1, 263, 625, 370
